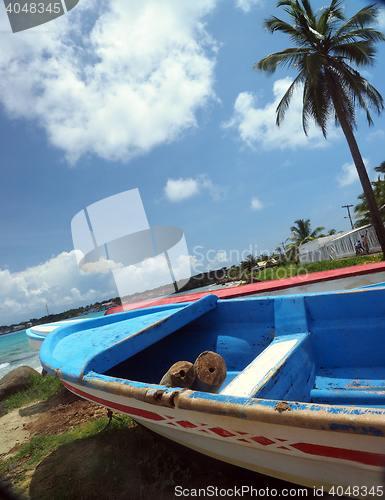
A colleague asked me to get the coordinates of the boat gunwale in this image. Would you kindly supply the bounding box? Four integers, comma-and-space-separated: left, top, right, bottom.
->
39, 299, 204, 371
68, 372, 385, 437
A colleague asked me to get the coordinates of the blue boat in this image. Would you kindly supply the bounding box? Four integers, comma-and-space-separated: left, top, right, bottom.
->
39, 287, 385, 494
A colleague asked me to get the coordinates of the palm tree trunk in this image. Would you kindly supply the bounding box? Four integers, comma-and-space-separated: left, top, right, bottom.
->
333, 101, 385, 259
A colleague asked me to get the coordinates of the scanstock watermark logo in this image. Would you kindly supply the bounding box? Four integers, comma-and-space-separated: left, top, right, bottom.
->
3, 0, 79, 32
71, 189, 192, 302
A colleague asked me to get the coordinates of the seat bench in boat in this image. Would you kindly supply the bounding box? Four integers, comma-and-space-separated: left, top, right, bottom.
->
221, 344, 385, 406
310, 367, 385, 405
220, 333, 314, 401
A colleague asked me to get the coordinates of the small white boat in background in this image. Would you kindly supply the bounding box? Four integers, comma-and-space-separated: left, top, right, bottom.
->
26, 318, 89, 351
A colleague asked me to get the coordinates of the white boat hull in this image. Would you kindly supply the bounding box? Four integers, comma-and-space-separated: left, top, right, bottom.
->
63, 379, 385, 495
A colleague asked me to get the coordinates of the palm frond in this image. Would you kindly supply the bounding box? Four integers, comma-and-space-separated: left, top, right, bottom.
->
254, 47, 310, 74
332, 41, 376, 66
302, 75, 331, 136
318, 0, 345, 33
276, 71, 306, 126
375, 162, 385, 174
329, 59, 384, 125
264, 17, 297, 36
335, 4, 383, 38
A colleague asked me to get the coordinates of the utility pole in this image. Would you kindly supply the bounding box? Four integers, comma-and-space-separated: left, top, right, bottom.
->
342, 204, 354, 230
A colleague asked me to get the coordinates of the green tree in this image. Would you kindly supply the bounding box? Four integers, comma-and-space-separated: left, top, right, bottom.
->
286, 218, 325, 249
354, 161, 385, 227
241, 253, 258, 272
255, 0, 385, 259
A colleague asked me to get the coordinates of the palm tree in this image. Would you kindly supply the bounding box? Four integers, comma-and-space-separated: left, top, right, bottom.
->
255, 0, 385, 258
286, 218, 325, 249
354, 161, 385, 227
241, 254, 258, 272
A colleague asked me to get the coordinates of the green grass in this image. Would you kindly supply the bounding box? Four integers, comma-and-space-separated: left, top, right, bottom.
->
242, 254, 383, 284
302, 254, 382, 273
0, 417, 121, 473
0, 415, 219, 500
0, 408, 312, 499
0, 380, 303, 499
4, 373, 63, 410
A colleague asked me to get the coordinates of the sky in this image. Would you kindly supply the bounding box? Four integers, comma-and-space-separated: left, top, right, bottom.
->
1, 0, 385, 326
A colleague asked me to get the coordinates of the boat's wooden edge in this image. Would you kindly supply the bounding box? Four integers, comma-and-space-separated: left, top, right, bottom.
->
75, 374, 385, 437
175, 391, 385, 436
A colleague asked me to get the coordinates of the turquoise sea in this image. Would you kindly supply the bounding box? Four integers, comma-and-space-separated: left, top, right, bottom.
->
0, 284, 230, 381
0, 311, 105, 380
0, 329, 42, 379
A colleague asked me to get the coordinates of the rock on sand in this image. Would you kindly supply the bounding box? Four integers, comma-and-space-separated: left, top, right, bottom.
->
0, 366, 40, 402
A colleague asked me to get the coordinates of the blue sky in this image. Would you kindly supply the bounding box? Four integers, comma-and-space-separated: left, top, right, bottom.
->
1, 0, 385, 325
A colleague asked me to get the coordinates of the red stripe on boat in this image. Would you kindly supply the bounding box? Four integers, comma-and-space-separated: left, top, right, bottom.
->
61, 382, 385, 468
251, 436, 276, 446
291, 442, 385, 467
176, 420, 198, 429
209, 427, 236, 438
61, 381, 165, 422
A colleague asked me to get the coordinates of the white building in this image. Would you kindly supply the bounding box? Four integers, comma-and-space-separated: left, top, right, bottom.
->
298, 225, 382, 264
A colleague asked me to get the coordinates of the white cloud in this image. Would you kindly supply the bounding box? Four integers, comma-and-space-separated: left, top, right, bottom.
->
250, 196, 263, 211
222, 78, 339, 150
198, 174, 228, 200
213, 251, 228, 263
164, 174, 227, 202
378, 7, 385, 30
112, 255, 173, 296
0, 247, 196, 324
337, 160, 369, 187
112, 252, 193, 297
0, 0, 218, 164
80, 256, 125, 274
0, 251, 117, 325
164, 178, 201, 202
235, 0, 263, 13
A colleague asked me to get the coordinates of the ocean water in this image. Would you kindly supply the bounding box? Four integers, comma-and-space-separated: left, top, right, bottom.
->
0, 329, 42, 379
0, 311, 105, 380
0, 286, 233, 381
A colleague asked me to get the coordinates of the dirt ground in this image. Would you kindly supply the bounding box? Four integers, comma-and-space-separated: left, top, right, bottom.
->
0, 389, 319, 500
0, 387, 109, 500
1, 388, 106, 461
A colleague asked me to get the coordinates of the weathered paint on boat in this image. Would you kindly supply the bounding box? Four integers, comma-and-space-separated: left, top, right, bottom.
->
39, 287, 385, 494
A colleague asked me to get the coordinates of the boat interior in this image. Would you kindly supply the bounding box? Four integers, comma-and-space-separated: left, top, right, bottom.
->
99, 288, 385, 407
